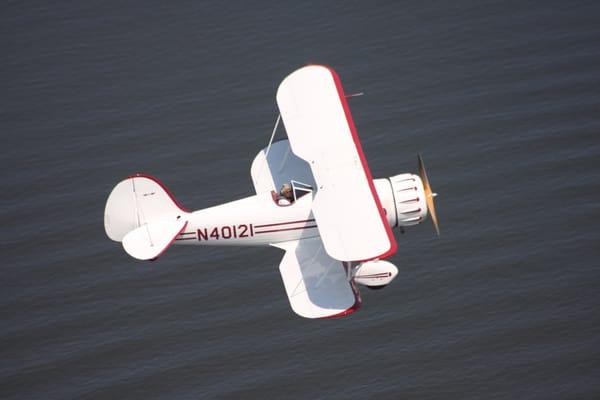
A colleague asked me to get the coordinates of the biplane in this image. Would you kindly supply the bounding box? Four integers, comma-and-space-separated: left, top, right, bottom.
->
104, 65, 439, 319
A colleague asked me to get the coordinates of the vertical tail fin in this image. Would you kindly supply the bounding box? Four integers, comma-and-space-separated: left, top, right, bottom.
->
104, 174, 190, 260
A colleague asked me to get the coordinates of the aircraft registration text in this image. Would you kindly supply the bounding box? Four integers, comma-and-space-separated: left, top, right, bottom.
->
197, 224, 255, 241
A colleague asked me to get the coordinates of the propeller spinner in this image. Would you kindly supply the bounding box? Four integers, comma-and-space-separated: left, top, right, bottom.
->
417, 154, 440, 236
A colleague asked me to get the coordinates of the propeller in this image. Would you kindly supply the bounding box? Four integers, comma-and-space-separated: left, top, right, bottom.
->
417, 154, 440, 236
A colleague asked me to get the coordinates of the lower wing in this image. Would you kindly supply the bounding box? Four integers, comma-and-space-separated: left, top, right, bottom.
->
273, 237, 360, 319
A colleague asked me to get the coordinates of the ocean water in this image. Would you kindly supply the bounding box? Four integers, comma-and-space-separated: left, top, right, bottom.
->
2, 1, 600, 399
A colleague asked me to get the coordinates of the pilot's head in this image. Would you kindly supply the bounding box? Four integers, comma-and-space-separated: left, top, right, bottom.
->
281, 184, 292, 197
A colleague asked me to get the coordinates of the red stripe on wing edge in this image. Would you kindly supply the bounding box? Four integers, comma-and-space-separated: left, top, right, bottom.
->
323, 65, 398, 261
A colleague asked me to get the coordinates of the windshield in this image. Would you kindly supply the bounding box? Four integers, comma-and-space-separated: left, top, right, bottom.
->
291, 180, 313, 201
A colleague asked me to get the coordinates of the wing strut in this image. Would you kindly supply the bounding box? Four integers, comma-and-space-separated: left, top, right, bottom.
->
254, 113, 282, 187
265, 114, 281, 159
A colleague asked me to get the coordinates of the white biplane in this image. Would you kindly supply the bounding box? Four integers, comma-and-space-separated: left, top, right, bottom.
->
104, 65, 439, 319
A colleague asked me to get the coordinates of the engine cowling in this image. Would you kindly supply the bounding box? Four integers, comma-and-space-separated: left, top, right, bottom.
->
353, 260, 398, 288
374, 174, 428, 228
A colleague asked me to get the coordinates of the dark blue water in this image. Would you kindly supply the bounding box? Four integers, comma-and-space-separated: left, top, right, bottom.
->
3, 1, 600, 398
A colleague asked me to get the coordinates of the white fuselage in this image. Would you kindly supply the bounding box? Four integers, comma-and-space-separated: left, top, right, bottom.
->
174, 190, 319, 247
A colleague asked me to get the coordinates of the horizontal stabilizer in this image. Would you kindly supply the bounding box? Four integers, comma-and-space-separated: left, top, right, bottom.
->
122, 219, 187, 260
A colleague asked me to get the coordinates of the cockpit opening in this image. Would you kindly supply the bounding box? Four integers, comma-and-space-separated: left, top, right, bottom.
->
272, 180, 313, 207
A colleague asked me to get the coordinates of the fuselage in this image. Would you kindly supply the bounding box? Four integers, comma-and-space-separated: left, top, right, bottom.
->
174, 190, 318, 247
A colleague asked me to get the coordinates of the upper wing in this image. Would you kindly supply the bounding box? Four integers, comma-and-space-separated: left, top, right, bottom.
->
274, 237, 360, 319
276, 65, 397, 261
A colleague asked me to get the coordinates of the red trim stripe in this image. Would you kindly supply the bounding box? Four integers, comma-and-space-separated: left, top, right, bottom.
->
254, 219, 315, 228
319, 303, 360, 319
356, 272, 392, 278
255, 225, 318, 234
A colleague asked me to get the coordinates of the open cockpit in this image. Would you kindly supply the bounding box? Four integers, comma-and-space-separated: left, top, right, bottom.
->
272, 180, 313, 207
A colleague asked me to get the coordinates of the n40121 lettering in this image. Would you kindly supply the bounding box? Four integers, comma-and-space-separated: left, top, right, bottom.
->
197, 224, 254, 241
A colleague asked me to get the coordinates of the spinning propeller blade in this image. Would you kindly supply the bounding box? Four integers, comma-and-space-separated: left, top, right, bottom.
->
418, 154, 440, 236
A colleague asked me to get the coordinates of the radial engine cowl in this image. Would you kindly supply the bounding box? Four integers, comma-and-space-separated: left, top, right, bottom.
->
375, 173, 428, 228
353, 260, 398, 288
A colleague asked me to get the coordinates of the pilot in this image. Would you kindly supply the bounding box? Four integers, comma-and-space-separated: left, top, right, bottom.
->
279, 183, 294, 205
